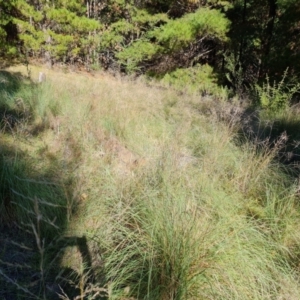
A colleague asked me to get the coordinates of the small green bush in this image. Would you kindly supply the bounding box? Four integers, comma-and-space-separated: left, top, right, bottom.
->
255, 69, 300, 114
162, 64, 228, 99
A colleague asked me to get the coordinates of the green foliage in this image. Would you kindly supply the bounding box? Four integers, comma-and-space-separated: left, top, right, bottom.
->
46, 8, 99, 33
224, 52, 245, 94
116, 7, 229, 72
255, 69, 300, 113
132, 10, 169, 27
18, 22, 45, 52
97, 19, 135, 52
0, 0, 101, 63
162, 64, 228, 98
0, 1, 18, 55
99, 28, 125, 49
1, 0, 300, 110
15, 1, 43, 21
209, 0, 232, 9
117, 40, 162, 72
150, 8, 230, 51
60, 0, 86, 14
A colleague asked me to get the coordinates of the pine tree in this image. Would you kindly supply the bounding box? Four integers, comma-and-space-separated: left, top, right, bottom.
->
0, 0, 23, 57
1, 0, 100, 65
116, 6, 230, 74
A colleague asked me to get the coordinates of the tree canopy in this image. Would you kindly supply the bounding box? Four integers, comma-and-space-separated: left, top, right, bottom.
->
1, 0, 300, 97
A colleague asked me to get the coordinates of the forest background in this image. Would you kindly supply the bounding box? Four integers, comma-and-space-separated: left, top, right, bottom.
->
1, 0, 300, 105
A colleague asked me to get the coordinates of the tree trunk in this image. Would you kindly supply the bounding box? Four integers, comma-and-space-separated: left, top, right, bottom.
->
260, 0, 277, 77
265, 0, 277, 57
239, 0, 247, 63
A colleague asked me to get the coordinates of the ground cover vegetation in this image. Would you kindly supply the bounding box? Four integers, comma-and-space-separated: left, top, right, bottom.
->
1, 0, 300, 299
0, 64, 300, 299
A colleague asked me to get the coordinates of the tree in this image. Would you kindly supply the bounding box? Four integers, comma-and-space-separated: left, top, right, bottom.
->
1, 0, 100, 65
0, 0, 21, 57
225, 0, 300, 92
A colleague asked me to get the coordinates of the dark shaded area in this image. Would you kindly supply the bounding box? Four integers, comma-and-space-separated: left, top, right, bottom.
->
0, 142, 71, 299
0, 71, 31, 133
236, 107, 300, 177
226, 0, 300, 95
0, 71, 106, 299
232, 107, 300, 273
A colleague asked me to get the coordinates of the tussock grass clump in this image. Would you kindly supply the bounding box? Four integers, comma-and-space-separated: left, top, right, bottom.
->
1, 65, 300, 299
97, 128, 300, 299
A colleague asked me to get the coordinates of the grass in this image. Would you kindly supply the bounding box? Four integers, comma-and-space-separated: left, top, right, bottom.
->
0, 65, 300, 299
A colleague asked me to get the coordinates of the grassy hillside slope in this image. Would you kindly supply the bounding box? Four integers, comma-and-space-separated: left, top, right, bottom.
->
1, 65, 300, 299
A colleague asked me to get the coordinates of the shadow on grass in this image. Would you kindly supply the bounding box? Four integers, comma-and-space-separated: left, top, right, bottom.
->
0, 71, 106, 299
0, 70, 58, 137
0, 70, 33, 134
237, 107, 300, 176
0, 137, 93, 300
